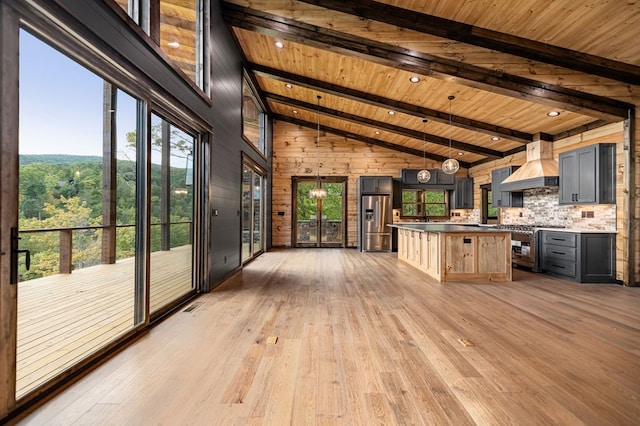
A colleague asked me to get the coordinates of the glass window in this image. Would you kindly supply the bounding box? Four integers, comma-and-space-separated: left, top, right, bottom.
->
149, 114, 195, 314
17, 29, 139, 398
401, 189, 447, 218
113, 0, 207, 89
242, 77, 266, 155
487, 191, 498, 218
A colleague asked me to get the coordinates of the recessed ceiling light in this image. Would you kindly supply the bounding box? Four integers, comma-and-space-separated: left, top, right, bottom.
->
457, 152, 464, 156
547, 110, 561, 117
491, 136, 500, 141
388, 111, 396, 115
274, 41, 284, 49
374, 130, 381, 135
409, 76, 420, 83
292, 110, 298, 114
167, 41, 180, 49
285, 83, 293, 89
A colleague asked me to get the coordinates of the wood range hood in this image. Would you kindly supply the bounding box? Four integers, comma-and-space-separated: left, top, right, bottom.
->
501, 138, 559, 192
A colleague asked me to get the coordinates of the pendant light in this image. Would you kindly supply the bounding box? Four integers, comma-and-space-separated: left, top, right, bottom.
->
442, 95, 460, 175
416, 119, 431, 183
309, 95, 328, 199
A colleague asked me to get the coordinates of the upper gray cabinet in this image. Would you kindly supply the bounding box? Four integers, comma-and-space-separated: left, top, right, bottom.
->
451, 178, 474, 209
559, 143, 616, 205
491, 166, 523, 208
360, 176, 393, 194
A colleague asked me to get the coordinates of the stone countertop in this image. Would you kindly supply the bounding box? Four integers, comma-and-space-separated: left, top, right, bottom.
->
387, 223, 511, 233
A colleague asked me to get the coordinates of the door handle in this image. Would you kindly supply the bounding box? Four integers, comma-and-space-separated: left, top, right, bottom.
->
10, 227, 31, 284
17, 249, 31, 270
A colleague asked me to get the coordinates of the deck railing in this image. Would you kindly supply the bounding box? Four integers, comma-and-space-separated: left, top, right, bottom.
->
18, 221, 192, 279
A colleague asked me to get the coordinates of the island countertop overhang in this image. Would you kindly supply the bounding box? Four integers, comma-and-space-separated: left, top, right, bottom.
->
388, 223, 512, 234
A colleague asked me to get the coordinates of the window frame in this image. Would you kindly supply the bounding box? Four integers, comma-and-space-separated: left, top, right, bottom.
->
401, 188, 449, 219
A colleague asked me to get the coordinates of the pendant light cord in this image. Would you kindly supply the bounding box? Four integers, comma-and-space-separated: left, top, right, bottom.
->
316, 95, 321, 185
448, 95, 454, 158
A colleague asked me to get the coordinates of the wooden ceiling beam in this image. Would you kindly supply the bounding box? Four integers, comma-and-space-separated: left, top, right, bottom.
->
250, 63, 532, 144
266, 92, 503, 159
274, 114, 472, 168
298, 0, 640, 86
222, 3, 631, 121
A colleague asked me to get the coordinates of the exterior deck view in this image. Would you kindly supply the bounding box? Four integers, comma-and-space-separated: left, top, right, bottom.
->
16, 246, 193, 397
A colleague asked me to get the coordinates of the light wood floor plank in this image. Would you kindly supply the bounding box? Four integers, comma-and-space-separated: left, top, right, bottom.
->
10, 248, 640, 425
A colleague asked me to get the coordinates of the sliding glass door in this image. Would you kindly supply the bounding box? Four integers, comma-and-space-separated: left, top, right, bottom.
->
242, 158, 266, 262
15, 29, 141, 398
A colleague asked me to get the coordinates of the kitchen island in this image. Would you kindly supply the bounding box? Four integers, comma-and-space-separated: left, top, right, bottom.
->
390, 224, 512, 282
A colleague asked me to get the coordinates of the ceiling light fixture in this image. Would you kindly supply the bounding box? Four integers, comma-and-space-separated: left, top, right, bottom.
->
274, 41, 284, 48
442, 95, 460, 175
285, 83, 293, 89
167, 40, 180, 49
417, 119, 431, 183
547, 111, 561, 117
388, 111, 396, 115
374, 130, 381, 135
292, 110, 298, 114
491, 136, 500, 141
309, 95, 328, 200
409, 76, 420, 83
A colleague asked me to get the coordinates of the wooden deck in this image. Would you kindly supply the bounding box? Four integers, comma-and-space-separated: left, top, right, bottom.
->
16, 245, 193, 398
12, 248, 640, 425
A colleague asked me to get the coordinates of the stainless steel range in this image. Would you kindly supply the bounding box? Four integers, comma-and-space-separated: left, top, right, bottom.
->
496, 224, 565, 270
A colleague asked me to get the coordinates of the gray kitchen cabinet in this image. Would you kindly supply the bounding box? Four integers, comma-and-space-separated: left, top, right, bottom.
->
491, 166, 523, 208
360, 176, 393, 194
402, 169, 455, 188
538, 230, 616, 283
451, 178, 474, 209
558, 143, 616, 205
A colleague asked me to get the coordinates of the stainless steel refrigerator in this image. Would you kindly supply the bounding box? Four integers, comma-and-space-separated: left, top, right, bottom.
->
360, 194, 392, 252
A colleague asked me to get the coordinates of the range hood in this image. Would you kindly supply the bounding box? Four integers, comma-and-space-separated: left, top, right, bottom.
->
501, 139, 559, 192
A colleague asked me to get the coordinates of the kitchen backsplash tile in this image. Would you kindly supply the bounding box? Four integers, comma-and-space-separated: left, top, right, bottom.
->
500, 187, 616, 230
449, 209, 480, 223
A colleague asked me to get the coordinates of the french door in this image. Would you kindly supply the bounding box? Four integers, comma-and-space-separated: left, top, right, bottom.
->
293, 177, 347, 248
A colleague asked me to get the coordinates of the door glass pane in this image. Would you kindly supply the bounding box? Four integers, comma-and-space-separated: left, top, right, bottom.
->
296, 182, 317, 244
241, 166, 252, 261
17, 30, 138, 397
321, 182, 343, 244
252, 173, 262, 253
149, 114, 194, 314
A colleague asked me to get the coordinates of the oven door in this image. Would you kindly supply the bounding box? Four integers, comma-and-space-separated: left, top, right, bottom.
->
511, 235, 534, 267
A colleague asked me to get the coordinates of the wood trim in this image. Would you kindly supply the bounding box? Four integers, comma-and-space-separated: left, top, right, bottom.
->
298, 0, 640, 86
274, 114, 471, 168
265, 92, 504, 159
0, 2, 20, 418
223, 3, 632, 121
250, 63, 533, 144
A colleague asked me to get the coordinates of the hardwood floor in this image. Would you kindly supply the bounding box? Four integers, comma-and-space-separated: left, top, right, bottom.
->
11, 248, 640, 425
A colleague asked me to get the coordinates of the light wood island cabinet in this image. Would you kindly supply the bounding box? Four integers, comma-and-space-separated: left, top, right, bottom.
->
393, 224, 511, 282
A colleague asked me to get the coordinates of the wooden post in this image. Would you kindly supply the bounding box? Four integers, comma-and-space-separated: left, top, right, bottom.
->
101, 82, 117, 264
161, 120, 171, 251
59, 229, 73, 274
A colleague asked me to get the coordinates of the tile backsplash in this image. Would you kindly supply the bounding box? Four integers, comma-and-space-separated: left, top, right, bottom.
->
500, 187, 616, 230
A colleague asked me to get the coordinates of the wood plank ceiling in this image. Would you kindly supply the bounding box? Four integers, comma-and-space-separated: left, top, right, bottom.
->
221, 0, 640, 168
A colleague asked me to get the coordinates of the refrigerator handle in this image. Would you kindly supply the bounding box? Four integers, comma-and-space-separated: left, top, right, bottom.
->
375, 200, 380, 228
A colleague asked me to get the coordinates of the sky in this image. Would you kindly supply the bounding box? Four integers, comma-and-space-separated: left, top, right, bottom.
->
19, 29, 137, 157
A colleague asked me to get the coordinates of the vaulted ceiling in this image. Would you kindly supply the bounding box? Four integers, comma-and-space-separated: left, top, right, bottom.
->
222, 0, 640, 168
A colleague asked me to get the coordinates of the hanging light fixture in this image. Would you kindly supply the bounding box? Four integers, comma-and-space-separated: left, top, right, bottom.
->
417, 119, 431, 183
442, 95, 460, 175
309, 95, 328, 199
